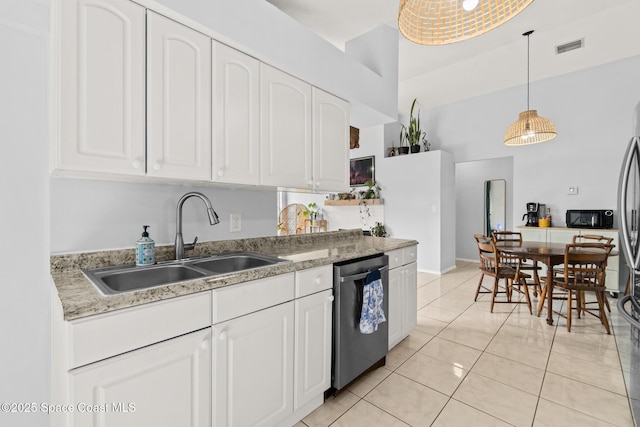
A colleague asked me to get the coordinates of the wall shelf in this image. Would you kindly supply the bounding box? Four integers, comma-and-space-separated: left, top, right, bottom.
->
324, 199, 384, 206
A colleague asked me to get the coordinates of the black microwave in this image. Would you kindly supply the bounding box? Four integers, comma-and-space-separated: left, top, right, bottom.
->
565, 210, 614, 229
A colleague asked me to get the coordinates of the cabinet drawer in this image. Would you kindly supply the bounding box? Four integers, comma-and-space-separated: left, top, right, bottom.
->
388, 245, 417, 269
68, 291, 211, 369
388, 249, 403, 269
295, 265, 332, 298
213, 273, 295, 324
404, 245, 417, 265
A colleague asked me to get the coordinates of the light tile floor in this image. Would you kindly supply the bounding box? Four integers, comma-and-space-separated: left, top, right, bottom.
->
296, 261, 640, 427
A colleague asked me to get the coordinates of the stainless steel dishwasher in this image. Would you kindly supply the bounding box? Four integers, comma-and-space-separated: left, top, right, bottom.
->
331, 254, 389, 392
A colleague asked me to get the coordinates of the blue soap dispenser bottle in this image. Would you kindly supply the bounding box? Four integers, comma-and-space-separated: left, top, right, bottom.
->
136, 225, 155, 266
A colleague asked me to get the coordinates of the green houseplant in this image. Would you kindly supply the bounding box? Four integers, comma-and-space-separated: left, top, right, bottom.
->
400, 98, 429, 153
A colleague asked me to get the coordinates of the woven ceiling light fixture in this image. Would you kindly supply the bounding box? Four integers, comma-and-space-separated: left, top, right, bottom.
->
398, 0, 534, 45
504, 30, 557, 146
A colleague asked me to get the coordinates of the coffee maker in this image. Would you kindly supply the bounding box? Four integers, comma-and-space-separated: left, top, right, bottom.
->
523, 202, 546, 226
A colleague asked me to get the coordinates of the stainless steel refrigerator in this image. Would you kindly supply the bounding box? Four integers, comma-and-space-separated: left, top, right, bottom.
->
618, 135, 640, 343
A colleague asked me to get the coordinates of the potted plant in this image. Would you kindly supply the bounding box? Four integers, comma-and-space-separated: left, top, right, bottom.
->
302, 202, 320, 232
397, 131, 409, 155
400, 98, 429, 154
361, 180, 380, 199
370, 222, 388, 237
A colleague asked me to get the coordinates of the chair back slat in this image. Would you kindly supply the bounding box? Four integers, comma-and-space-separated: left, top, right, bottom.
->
491, 231, 523, 268
492, 231, 523, 244
561, 243, 611, 291
475, 234, 498, 274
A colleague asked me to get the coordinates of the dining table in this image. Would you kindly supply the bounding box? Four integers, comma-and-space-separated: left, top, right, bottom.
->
496, 240, 618, 326
495, 241, 569, 326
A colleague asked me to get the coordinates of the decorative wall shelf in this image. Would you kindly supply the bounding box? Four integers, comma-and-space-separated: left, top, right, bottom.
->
324, 199, 384, 206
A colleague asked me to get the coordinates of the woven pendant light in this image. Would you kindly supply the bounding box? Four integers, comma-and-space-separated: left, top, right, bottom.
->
398, 0, 534, 46
504, 30, 556, 146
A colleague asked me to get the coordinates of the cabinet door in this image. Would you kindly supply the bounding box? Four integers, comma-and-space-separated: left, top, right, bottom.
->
57, 0, 145, 175
519, 228, 547, 242
547, 228, 578, 244
402, 262, 418, 335
387, 266, 403, 350
388, 262, 418, 350
260, 64, 312, 188
212, 42, 260, 185
294, 290, 332, 411
311, 88, 349, 192
213, 302, 294, 427
70, 328, 211, 427
147, 11, 212, 180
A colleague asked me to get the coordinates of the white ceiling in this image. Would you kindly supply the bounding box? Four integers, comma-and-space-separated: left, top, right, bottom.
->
266, 0, 640, 113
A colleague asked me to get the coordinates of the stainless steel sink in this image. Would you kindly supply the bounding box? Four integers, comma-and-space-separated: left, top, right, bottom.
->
84, 264, 208, 295
83, 252, 288, 295
190, 253, 283, 274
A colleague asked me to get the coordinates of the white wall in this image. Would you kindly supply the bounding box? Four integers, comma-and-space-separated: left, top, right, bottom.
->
50, 178, 277, 253
455, 157, 514, 261
0, 1, 50, 425
425, 55, 640, 257
380, 150, 456, 273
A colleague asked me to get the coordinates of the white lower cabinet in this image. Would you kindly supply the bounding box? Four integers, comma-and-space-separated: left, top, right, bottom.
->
70, 328, 211, 427
387, 246, 418, 350
212, 266, 332, 427
55, 268, 333, 427
294, 289, 332, 411
213, 301, 294, 427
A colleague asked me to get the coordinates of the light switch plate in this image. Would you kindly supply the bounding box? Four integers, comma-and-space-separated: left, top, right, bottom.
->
568, 186, 579, 195
230, 213, 242, 232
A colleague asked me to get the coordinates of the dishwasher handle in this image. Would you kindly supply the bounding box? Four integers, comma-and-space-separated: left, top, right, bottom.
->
340, 265, 388, 283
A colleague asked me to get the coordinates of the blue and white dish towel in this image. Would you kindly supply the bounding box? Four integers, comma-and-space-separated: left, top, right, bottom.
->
359, 269, 386, 334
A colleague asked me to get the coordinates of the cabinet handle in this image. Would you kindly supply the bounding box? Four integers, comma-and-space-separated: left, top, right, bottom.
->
316, 181, 320, 187
217, 169, 225, 177
307, 180, 313, 187
315, 277, 321, 284
131, 159, 142, 169
328, 295, 334, 302
218, 331, 227, 341
153, 162, 162, 171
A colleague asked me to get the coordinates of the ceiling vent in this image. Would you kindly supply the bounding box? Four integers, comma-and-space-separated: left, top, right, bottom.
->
556, 38, 584, 54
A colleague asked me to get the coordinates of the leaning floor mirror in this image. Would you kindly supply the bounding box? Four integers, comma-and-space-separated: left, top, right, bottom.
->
484, 179, 506, 236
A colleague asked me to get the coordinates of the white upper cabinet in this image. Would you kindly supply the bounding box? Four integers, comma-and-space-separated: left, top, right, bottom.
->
212, 42, 261, 185
147, 11, 212, 181
55, 1, 349, 189
312, 88, 349, 192
260, 64, 313, 188
57, 0, 146, 175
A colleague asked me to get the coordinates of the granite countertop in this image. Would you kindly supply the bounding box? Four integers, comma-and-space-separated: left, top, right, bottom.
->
51, 230, 418, 321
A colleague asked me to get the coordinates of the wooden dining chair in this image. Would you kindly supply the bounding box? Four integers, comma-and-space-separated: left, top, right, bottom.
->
492, 231, 543, 297
574, 235, 615, 313
553, 243, 612, 334
539, 234, 615, 316
474, 234, 532, 314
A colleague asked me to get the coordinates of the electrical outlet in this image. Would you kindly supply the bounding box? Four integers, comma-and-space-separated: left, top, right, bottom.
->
230, 213, 242, 232
568, 186, 579, 195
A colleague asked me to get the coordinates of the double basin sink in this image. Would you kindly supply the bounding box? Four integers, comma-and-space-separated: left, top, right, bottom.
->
83, 252, 289, 295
